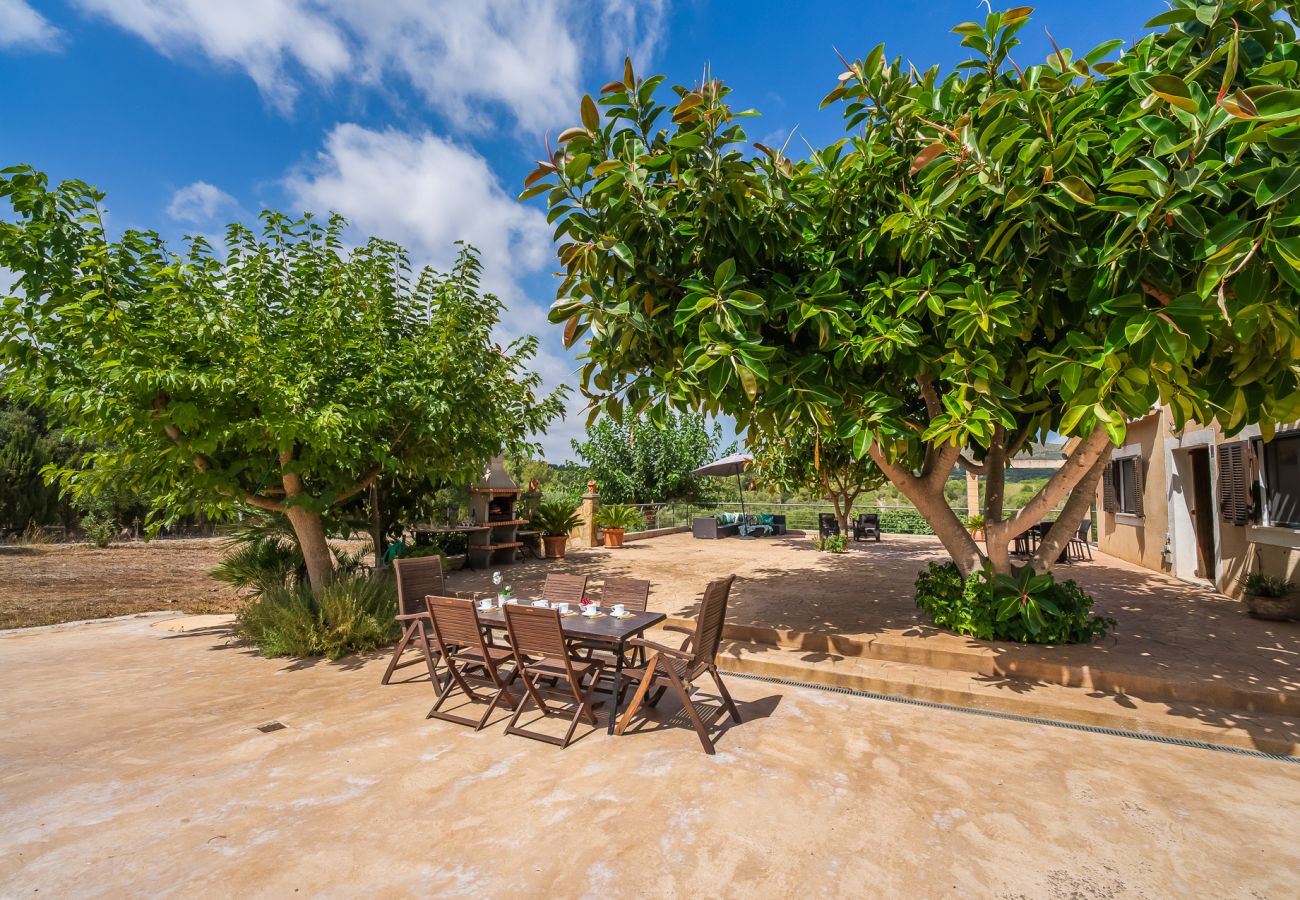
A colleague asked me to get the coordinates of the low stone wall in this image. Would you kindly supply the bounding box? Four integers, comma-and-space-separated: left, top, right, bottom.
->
624, 525, 690, 543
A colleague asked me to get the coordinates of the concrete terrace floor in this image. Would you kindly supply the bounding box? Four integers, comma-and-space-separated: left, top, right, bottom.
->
449, 532, 1300, 714
2, 614, 1299, 897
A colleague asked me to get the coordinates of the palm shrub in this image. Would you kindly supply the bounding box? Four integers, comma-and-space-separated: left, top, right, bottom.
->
594, 503, 644, 531
236, 572, 397, 659
532, 500, 583, 536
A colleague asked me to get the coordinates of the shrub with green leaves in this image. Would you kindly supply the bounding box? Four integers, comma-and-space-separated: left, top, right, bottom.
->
236, 572, 397, 659
813, 534, 849, 553
594, 503, 644, 531
78, 495, 117, 548
913, 561, 1114, 644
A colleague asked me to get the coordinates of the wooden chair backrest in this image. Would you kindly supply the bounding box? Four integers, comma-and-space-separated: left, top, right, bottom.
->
394, 556, 445, 617
601, 577, 650, 612
426, 595, 487, 657
504, 605, 570, 660
542, 573, 588, 605
690, 575, 735, 668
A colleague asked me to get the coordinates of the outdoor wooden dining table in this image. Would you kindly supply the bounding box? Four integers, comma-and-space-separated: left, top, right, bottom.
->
474, 603, 667, 735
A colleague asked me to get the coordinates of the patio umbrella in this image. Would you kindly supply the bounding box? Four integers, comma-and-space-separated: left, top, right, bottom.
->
692, 453, 753, 517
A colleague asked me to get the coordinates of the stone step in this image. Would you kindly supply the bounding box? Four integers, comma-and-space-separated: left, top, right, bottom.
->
663, 617, 1298, 718
713, 639, 1300, 758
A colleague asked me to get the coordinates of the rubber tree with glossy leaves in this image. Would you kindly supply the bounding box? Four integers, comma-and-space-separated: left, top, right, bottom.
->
525, 2, 1300, 575
0, 173, 565, 591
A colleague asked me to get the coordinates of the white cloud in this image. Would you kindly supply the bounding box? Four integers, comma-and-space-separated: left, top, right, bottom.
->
166, 181, 237, 224
73, 0, 668, 132
284, 123, 549, 275
0, 0, 62, 49
74, 0, 351, 112
283, 123, 583, 457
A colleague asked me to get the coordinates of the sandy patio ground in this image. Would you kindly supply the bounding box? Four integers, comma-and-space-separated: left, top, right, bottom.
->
1, 614, 1297, 897
448, 532, 1300, 704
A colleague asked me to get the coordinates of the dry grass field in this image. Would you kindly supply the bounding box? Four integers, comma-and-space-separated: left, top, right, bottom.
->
0, 539, 242, 629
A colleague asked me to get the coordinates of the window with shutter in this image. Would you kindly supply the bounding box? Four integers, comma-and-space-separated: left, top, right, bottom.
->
1105, 457, 1143, 516
1131, 457, 1145, 517
1261, 434, 1300, 527
1102, 463, 1116, 512
1217, 441, 1252, 526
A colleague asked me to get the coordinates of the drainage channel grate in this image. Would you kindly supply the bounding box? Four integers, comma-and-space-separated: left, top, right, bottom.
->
256, 721, 287, 734
725, 670, 1300, 765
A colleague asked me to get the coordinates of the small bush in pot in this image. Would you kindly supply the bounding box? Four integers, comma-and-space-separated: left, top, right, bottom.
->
594, 503, 642, 548
1240, 572, 1295, 621
532, 501, 582, 559
965, 514, 986, 541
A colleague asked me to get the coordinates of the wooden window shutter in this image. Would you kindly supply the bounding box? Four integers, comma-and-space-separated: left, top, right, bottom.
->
1130, 458, 1145, 517
1217, 441, 1251, 526
1102, 462, 1116, 512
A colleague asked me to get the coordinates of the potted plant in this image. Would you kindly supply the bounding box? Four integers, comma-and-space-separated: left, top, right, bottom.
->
965, 514, 986, 542
532, 501, 582, 559
1241, 572, 1296, 621
594, 504, 642, 548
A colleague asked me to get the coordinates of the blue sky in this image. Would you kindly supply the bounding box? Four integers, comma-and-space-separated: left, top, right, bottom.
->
1, 1, 1159, 460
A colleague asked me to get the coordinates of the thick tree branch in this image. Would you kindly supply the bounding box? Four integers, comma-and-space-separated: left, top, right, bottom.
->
916, 374, 942, 419
958, 454, 987, 476
1030, 442, 1114, 573
151, 394, 284, 512
335, 466, 384, 505
1005, 425, 1112, 535
1142, 281, 1173, 306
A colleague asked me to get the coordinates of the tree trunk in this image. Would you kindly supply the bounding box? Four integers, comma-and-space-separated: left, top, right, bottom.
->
369, 481, 388, 571
1030, 443, 1113, 574
286, 504, 335, 593
869, 445, 984, 574
279, 449, 335, 593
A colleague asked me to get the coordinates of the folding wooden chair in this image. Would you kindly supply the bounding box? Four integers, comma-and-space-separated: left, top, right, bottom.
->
575, 577, 651, 668
380, 556, 452, 688
541, 573, 588, 605
614, 575, 741, 755
503, 604, 604, 748
424, 596, 519, 730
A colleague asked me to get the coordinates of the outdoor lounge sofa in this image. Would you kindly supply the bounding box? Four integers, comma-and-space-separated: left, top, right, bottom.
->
692, 513, 786, 539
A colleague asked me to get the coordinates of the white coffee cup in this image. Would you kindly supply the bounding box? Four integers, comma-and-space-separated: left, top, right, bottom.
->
479, 598, 493, 610
583, 605, 600, 616
612, 603, 626, 617
555, 602, 569, 614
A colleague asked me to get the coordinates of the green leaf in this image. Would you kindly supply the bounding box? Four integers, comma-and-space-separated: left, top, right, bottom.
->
1147, 75, 1199, 114
580, 94, 600, 132
714, 258, 737, 289
1058, 176, 1094, 205
1253, 90, 1300, 122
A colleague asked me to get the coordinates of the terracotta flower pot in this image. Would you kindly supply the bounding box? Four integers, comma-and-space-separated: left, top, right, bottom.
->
604, 527, 626, 549
542, 535, 568, 559
1245, 594, 1291, 621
